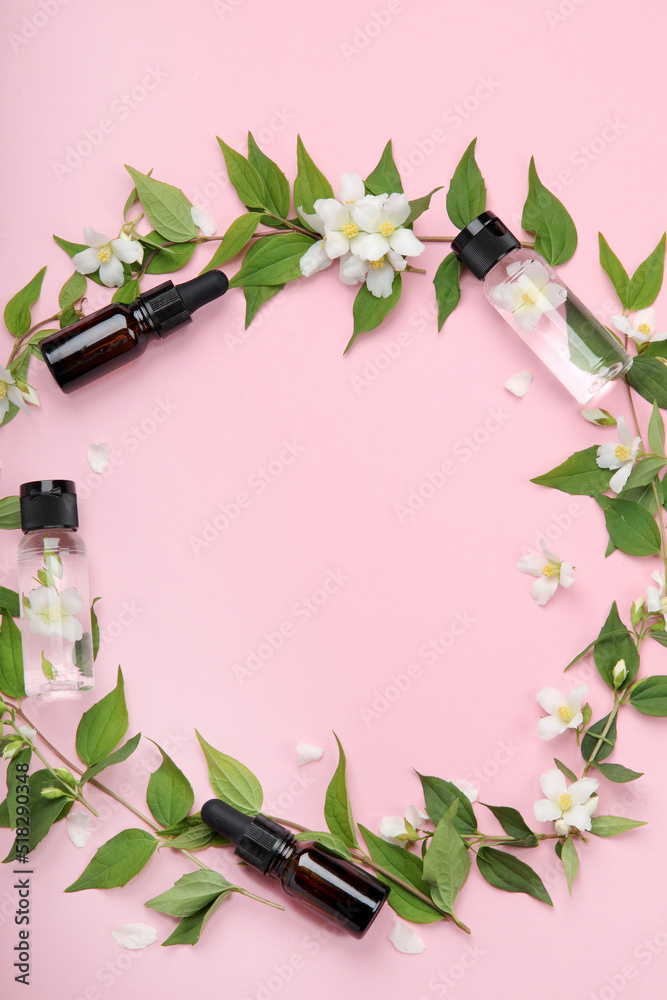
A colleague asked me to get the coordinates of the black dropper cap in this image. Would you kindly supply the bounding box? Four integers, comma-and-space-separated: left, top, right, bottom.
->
451, 211, 521, 279
142, 271, 229, 337
20, 480, 79, 532
201, 799, 291, 875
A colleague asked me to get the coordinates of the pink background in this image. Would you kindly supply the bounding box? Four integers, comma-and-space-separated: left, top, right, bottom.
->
1, 0, 667, 997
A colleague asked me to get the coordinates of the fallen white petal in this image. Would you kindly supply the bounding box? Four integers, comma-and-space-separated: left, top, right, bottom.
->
111, 923, 158, 950
18, 725, 36, 743
66, 811, 94, 848
88, 442, 110, 474
404, 804, 429, 829
389, 919, 425, 954
504, 371, 533, 397
296, 742, 323, 766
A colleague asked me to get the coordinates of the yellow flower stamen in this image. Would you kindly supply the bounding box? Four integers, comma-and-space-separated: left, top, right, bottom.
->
368, 259, 384, 270
558, 792, 573, 811
46, 606, 61, 622
97, 246, 112, 263
557, 705, 575, 723
637, 323, 652, 335
0, 383, 6, 399
378, 222, 395, 237
342, 222, 359, 238
614, 444, 631, 461
541, 563, 559, 578
521, 289, 539, 306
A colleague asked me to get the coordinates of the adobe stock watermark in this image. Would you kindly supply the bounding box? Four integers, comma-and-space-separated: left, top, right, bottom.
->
240, 925, 336, 1000
545, 0, 589, 29
52, 66, 169, 181
360, 610, 477, 725
349, 302, 436, 394
393, 405, 511, 524
415, 941, 487, 999
95, 599, 144, 654
232, 568, 349, 684
587, 917, 667, 1000
189, 439, 306, 553
541, 118, 629, 199
8, 0, 72, 54
224, 287, 288, 352
340, 0, 411, 62
517, 501, 584, 560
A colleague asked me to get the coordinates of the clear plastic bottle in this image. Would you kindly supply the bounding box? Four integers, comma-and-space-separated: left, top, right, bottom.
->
452, 213, 633, 405
18, 481, 94, 699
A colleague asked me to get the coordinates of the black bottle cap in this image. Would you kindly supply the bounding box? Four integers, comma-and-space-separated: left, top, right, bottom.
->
141, 271, 228, 338
201, 799, 291, 875
20, 480, 79, 532
451, 211, 521, 279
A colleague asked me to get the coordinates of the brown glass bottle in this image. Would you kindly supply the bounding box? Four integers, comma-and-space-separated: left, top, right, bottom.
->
201, 799, 389, 938
40, 272, 228, 393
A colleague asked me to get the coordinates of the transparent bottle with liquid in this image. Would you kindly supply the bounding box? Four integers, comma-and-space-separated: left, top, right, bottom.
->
17, 481, 94, 699
452, 212, 633, 405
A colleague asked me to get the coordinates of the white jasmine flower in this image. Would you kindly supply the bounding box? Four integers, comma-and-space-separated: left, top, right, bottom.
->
25, 585, 83, 642
581, 408, 616, 426
451, 779, 479, 803
340, 249, 406, 298
111, 924, 158, 950
533, 769, 599, 832
191, 204, 216, 237
352, 192, 425, 262
380, 805, 430, 843
389, 919, 426, 954
647, 570, 667, 622
536, 685, 588, 740
66, 811, 95, 848
43, 536, 63, 579
73, 227, 143, 287
490, 260, 566, 332
612, 308, 667, 346
504, 371, 533, 397
517, 539, 575, 606
596, 416, 641, 493
295, 742, 323, 766
0, 365, 30, 420
88, 442, 111, 474
20, 385, 40, 407
313, 172, 367, 259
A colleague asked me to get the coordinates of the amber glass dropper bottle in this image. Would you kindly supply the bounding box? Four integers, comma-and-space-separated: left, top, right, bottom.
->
201, 799, 389, 938
40, 271, 228, 393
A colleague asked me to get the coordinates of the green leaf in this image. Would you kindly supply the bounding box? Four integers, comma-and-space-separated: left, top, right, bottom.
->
4, 267, 47, 336
364, 140, 403, 196
359, 824, 443, 923
79, 732, 141, 787
294, 830, 351, 858
422, 801, 471, 915
124, 166, 196, 242
293, 135, 334, 227
560, 837, 579, 895
0, 609, 24, 699
161, 894, 229, 946
595, 493, 661, 556
565, 295, 625, 375
624, 456, 667, 490
629, 675, 667, 716
417, 773, 477, 835
65, 828, 157, 891
406, 187, 443, 225
626, 234, 666, 309
75, 666, 128, 766
590, 815, 646, 837
627, 355, 667, 409
553, 758, 578, 783
648, 401, 666, 456
481, 804, 537, 845
216, 138, 266, 210
144, 239, 196, 275
581, 712, 617, 763
620, 478, 665, 517
650, 629, 667, 647
58, 271, 86, 312
200, 213, 262, 273
446, 139, 486, 230
244, 283, 284, 328
162, 822, 218, 850
52, 237, 101, 286
433, 253, 462, 331
0, 797, 9, 826
247, 133, 291, 219
642, 340, 667, 360
3, 770, 73, 862
111, 279, 141, 304
593, 602, 639, 688
594, 762, 643, 782
229, 232, 314, 288
476, 846, 552, 905
0, 588, 19, 618
146, 870, 233, 917
0, 497, 21, 530
531, 447, 612, 496
146, 743, 194, 827
91, 598, 101, 661
195, 731, 263, 814
7, 748, 32, 829
323, 733, 358, 848
598, 233, 630, 308
346, 274, 402, 353
521, 157, 577, 266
